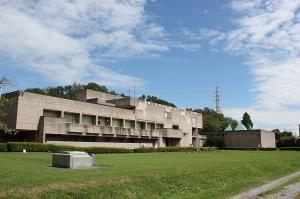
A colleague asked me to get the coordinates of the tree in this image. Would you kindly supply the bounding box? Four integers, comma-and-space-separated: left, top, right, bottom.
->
272, 129, 296, 147
241, 112, 253, 130
0, 77, 15, 134
139, 95, 176, 107
192, 108, 237, 132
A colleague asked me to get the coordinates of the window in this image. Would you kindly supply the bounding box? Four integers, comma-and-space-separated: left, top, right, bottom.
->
64, 112, 79, 123
98, 117, 110, 127
112, 118, 123, 128
164, 111, 172, 120
82, 115, 95, 125
43, 110, 61, 118
147, 122, 155, 130
136, 121, 146, 130
156, 123, 164, 129
172, 125, 179, 130
191, 117, 197, 125
124, 120, 135, 129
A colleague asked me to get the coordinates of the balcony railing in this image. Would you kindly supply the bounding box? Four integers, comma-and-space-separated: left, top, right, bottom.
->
42, 117, 182, 139
161, 129, 183, 138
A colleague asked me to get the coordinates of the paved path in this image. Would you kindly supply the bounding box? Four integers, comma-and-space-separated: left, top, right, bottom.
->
231, 170, 300, 199
262, 181, 300, 199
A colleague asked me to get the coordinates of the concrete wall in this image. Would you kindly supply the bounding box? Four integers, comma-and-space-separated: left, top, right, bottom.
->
260, 130, 276, 148
225, 131, 261, 148
205, 130, 276, 148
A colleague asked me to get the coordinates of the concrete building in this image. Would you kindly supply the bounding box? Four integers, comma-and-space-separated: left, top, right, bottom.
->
3, 89, 203, 148
203, 129, 276, 149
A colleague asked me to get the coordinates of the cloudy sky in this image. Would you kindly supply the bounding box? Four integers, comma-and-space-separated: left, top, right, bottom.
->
1, 0, 300, 134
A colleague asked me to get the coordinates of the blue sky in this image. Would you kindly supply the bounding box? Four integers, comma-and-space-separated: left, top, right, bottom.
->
1, 0, 300, 133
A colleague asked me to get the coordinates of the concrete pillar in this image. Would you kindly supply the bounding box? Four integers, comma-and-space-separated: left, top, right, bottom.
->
109, 117, 113, 127
95, 115, 98, 126
79, 113, 82, 124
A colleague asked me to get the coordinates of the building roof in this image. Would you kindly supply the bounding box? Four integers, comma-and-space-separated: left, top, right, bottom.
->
224, 124, 233, 131
235, 122, 247, 131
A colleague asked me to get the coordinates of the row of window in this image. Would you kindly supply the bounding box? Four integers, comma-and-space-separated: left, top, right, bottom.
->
43, 110, 164, 130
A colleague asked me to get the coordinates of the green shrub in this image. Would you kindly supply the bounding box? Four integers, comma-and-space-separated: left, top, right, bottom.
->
6, 142, 200, 154
157, 147, 197, 152
7, 142, 50, 152
133, 147, 157, 153
0, 143, 7, 152
280, 147, 300, 151
133, 147, 198, 153
198, 147, 217, 152
277, 136, 296, 147
6, 142, 131, 154
84, 147, 131, 154
205, 136, 225, 149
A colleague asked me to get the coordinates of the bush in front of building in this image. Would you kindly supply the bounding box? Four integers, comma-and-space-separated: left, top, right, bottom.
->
279, 147, 300, 151
133, 147, 157, 153
5, 142, 216, 153
7, 142, 51, 152
276, 136, 296, 147
157, 147, 197, 152
133, 147, 198, 153
0, 143, 7, 152
84, 147, 131, 154
205, 136, 225, 149
6, 142, 132, 153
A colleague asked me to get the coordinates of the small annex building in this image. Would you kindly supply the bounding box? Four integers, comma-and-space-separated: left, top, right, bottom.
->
203, 122, 276, 149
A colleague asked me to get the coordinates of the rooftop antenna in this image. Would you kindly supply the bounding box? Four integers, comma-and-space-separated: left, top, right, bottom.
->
215, 86, 221, 113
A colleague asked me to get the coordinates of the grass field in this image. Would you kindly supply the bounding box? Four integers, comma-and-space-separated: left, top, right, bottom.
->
1, 151, 300, 199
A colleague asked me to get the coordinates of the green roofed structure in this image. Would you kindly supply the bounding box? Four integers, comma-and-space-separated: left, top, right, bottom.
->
224, 124, 232, 131
235, 122, 247, 131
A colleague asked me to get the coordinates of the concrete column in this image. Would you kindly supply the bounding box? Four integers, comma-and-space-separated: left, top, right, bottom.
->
95, 115, 98, 126
79, 113, 82, 124
109, 117, 113, 127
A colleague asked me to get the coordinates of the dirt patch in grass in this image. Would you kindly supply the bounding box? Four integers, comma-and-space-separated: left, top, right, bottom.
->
0, 177, 132, 198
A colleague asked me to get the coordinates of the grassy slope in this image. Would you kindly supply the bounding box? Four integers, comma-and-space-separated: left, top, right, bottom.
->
0, 151, 300, 199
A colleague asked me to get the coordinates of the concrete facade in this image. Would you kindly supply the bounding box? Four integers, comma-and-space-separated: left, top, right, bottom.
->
203, 130, 276, 148
3, 90, 203, 148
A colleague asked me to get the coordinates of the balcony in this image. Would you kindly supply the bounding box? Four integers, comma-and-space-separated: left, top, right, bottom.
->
40, 117, 66, 134
114, 127, 129, 136
41, 117, 160, 139
140, 129, 151, 137
151, 130, 160, 137
129, 129, 140, 137
66, 123, 85, 134
100, 126, 114, 135
161, 129, 183, 138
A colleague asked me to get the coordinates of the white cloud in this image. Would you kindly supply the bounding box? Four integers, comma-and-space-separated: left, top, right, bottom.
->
0, 0, 172, 88
190, 0, 300, 132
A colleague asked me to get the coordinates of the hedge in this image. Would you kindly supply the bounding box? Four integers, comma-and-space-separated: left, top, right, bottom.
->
6, 142, 131, 153
133, 147, 217, 153
225, 147, 277, 151
0, 143, 7, 152
4, 142, 218, 153
279, 147, 300, 151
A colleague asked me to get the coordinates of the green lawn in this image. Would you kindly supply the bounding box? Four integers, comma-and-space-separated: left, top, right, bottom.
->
1, 151, 300, 199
